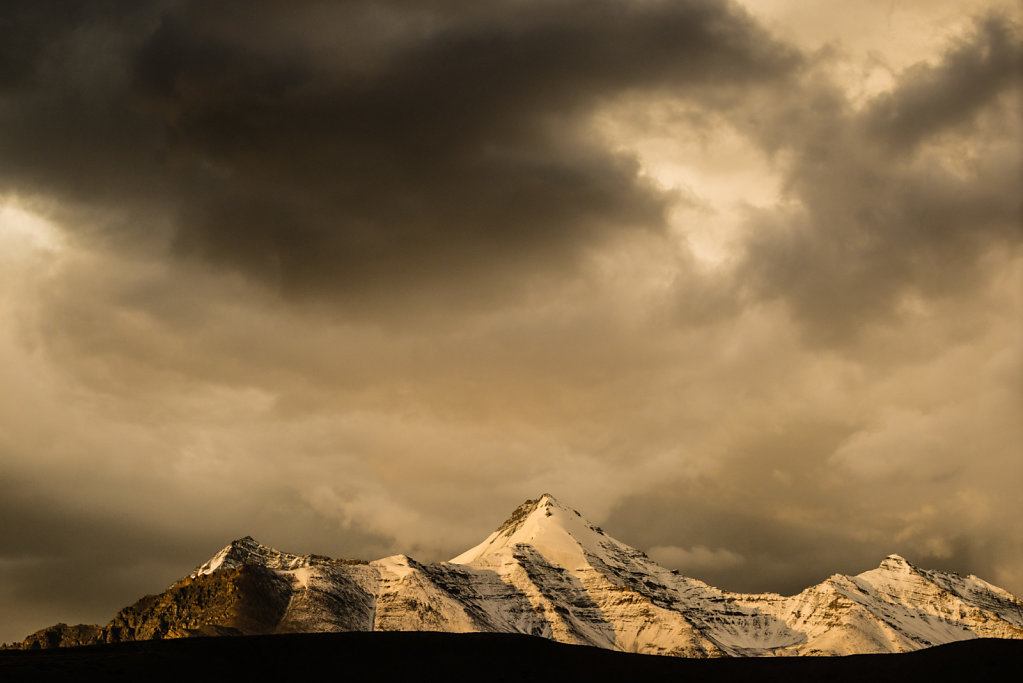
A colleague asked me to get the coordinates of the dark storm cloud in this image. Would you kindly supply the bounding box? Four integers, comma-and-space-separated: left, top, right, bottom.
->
0, 0, 797, 303
0, 0, 175, 253
737, 13, 1022, 344
866, 14, 1022, 153
0, 1, 137, 88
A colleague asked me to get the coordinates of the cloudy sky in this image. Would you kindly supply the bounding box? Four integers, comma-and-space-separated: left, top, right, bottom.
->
1, 0, 1021, 642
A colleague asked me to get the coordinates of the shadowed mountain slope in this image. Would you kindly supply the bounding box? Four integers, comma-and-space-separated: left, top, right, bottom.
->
6, 494, 1022, 656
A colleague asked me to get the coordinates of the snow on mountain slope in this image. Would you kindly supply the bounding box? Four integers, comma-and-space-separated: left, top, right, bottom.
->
166, 495, 1023, 656
856, 554, 1023, 637
192, 536, 310, 577
189, 536, 377, 634
13, 494, 1023, 656
450, 494, 728, 655
714, 553, 1023, 656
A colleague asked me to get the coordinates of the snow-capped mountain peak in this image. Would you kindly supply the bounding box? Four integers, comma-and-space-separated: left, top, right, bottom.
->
191, 536, 264, 577
19, 493, 1021, 658
190, 536, 336, 578
448, 493, 626, 571
877, 553, 914, 572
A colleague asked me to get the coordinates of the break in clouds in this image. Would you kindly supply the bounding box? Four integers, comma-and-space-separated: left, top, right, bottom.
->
0, 0, 1020, 643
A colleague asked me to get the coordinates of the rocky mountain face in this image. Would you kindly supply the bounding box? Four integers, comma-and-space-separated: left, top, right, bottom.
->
7, 494, 1023, 656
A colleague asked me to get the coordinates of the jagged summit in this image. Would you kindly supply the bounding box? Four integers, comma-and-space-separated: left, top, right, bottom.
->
879, 553, 913, 570
489, 493, 567, 532
191, 536, 274, 577
448, 493, 619, 569
191, 536, 366, 579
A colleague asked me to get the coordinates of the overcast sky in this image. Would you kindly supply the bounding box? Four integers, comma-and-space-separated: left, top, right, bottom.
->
1, 0, 1021, 643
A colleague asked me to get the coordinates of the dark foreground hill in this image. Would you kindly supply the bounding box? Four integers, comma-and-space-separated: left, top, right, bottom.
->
1, 632, 1020, 683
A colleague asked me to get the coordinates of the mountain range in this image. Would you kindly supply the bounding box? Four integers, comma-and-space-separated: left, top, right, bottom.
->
8, 494, 1023, 656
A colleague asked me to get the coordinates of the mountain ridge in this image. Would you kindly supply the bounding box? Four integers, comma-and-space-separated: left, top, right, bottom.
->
6, 493, 1022, 656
